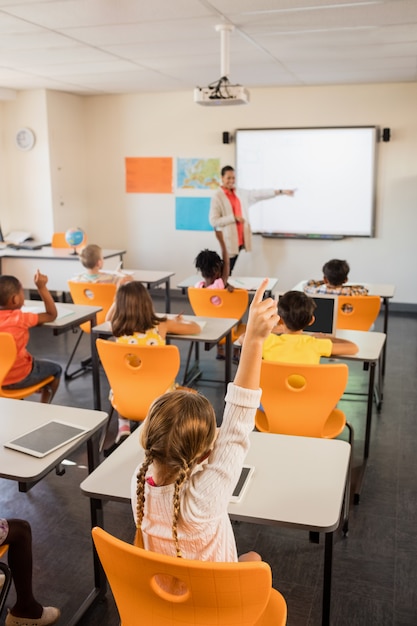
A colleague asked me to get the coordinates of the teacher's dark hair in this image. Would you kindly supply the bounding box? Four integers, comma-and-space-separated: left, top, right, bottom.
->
221, 165, 234, 177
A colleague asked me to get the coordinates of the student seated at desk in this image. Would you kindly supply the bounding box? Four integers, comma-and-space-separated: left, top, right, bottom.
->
303, 259, 369, 296
71, 244, 131, 288
131, 280, 278, 563
194, 231, 231, 292
238, 290, 358, 361
106, 281, 201, 444
0, 273, 61, 403
0, 517, 60, 626
194, 231, 239, 363
262, 290, 359, 361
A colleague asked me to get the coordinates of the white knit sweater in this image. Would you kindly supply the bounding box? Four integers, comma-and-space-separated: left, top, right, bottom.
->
130, 383, 261, 562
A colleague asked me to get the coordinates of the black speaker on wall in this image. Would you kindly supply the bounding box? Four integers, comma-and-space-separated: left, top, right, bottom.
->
382, 128, 391, 142
222, 131, 231, 144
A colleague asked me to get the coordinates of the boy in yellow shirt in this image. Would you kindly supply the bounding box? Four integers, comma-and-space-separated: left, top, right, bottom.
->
261, 290, 358, 362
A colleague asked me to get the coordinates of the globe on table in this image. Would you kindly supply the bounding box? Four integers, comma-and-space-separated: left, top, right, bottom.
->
65, 227, 85, 255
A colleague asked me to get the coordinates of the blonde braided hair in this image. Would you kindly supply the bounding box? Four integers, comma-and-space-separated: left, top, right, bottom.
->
136, 390, 216, 558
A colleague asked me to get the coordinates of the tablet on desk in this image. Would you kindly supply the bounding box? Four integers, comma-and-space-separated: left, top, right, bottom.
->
4, 420, 88, 458
230, 466, 254, 503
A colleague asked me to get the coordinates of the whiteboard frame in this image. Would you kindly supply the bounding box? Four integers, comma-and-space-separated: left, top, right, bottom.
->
235, 126, 378, 239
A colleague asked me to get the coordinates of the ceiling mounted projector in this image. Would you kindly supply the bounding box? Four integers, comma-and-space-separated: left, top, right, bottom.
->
194, 24, 250, 106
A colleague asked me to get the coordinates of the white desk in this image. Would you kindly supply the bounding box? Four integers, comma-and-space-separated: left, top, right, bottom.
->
178, 275, 278, 298
0, 398, 108, 625
24, 300, 102, 336
0, 247, 126, 292
90, 316, 239, 410
81, 430, 350, 626
121, 269, 175, 312
292, 280, 395, 378
0, 398, 107, 491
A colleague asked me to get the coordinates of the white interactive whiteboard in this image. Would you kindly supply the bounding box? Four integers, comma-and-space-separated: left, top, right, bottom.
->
235, 127, 377, 239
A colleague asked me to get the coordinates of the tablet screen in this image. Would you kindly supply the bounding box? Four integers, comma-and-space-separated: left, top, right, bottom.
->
230, 466, 254, 503
4, 421, 88, 458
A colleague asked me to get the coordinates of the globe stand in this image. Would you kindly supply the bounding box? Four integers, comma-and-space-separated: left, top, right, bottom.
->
70, 246, 78, 256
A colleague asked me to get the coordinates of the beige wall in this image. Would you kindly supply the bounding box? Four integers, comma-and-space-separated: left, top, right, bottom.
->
1, 82, 416, 303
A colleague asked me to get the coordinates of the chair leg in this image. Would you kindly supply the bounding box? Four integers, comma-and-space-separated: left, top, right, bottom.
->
64, 331, 91, 380
99, 407, 115, 453
181, 341, 200, 386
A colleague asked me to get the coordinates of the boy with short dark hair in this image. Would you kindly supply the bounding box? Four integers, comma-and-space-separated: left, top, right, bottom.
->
304, 259, 369, 296
0, 272, 62, 402
261, 290, 358, 362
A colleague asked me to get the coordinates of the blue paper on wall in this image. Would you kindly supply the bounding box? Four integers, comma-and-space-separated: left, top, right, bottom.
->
175, 197, 213, 231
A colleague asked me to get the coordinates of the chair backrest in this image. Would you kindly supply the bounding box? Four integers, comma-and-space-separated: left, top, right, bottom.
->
51, 231, 87, 249
336, 295, 381, 331
0, 333, 17, 388
257, 361, 349, 437
96, 340, 180, 421
187, 287, 249, 320
67, 281, 117, 332
0, 544, 12, 614
92, 526, 286, 626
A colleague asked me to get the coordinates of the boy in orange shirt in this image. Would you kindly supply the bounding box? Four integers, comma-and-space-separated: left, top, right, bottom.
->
0, 272, 62, 403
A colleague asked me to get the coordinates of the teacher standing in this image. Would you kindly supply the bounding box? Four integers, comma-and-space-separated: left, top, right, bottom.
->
209, 165, 295, 272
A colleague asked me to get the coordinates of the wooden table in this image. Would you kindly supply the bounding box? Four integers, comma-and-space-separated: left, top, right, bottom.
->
81, 431, 350, 626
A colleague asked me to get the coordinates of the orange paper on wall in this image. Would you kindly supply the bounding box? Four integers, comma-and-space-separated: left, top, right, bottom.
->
125, 157, 173, 193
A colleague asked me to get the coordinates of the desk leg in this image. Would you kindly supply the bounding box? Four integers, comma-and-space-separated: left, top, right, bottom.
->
66, 445, 107, 625
322, 532, 333, 626
354, 361, 375, 504
91, 332, 101, 411
225, 332, 232, 391
165, 278, 171, 313
381, 297, 388, 380
65, 498, 107, 626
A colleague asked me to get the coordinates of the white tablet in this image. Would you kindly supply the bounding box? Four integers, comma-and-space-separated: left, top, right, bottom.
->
4, 420, 88, 458
230, 466, 254, 503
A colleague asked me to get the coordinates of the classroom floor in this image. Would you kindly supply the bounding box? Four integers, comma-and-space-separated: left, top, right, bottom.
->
1, 293, 416, 626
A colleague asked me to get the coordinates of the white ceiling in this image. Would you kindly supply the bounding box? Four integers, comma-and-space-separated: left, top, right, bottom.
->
0, 0, 416, 98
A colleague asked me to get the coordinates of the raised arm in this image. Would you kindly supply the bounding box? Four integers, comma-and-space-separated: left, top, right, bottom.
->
33, 270, 57, 324
234, 279, 279, 390
214, 229, 230, 284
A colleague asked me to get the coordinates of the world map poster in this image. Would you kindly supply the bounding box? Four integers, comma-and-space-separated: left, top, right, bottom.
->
176, 158, 220, 190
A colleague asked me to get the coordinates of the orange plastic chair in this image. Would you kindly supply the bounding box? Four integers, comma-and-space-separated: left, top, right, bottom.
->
51, 231, 87, 250
336, 295, 381, 331
65, 281, 117, 380
187, 287, 249, 342
96, 340, 181, 423
256, 361, 353, 533
0, 545, 12, 614
92, 526, 287, 626
0, 333, 55, 400
257, 361, 352, 439
185, 287, 249, 380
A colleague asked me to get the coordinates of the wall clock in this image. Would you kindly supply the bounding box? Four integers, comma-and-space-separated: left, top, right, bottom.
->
15, 127, 36, 151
